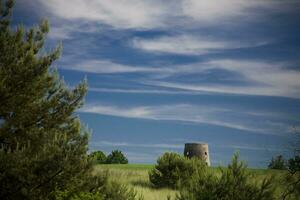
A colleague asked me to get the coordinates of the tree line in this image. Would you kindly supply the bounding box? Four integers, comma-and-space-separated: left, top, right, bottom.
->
90, 150, 128, 164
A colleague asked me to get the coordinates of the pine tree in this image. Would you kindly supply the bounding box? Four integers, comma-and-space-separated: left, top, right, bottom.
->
0, 1, 96, 199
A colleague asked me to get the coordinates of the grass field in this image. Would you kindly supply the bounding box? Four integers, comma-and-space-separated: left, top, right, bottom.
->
93, 164, 286, 200
94, 164, 176, 200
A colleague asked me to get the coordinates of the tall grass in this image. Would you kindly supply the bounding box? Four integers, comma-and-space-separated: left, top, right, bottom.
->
94, 164, 176, 200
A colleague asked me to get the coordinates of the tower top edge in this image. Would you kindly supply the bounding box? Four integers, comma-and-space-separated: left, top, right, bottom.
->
184, 143, 208, 146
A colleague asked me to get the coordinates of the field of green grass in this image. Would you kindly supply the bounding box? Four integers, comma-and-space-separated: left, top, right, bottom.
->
93, 164, 286, 200
94, 164, 176, 200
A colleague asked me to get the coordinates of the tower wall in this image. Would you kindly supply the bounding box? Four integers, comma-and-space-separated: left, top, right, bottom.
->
184, 143, 210, 166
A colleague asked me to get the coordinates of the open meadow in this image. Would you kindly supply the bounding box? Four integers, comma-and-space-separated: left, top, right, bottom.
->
94, 164, 287, 200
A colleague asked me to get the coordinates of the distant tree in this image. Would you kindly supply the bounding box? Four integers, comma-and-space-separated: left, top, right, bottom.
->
90, 151, 107, 164
106, 150, 128, 164
268, 155, 287, 170
287, 156, 300, 172
287, 127, 300, 172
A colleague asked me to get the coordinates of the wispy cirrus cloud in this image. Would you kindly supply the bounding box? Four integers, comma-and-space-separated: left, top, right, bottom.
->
180, 0, 290, 23
62, 58, 300, 99
132, 35, 270, 55
143, 80, 299, 99
207, 60, 300, 89
142, 59, 300, 99
88, 87, 207, 95
37, 0, 173, 30
60, 59, 169, 74
80, 103, 287, 134
48, 23, 103, 40
37, 0, 293, 30
91, 141, 182, 149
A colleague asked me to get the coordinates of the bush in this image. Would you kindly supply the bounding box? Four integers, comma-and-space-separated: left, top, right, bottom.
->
149, 152, 206, 189
268, 155, 287, 170
106, 150, 128, 164
90, 151, 107, 164
177, 153, 276, 200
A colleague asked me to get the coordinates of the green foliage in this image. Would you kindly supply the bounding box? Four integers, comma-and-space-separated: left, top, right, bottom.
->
268, 155, 287, 170
54, 174, 108, 200
55, 174, 143, 200
91, 150, 107, 164
56, 192, 103, 200
100, 181, 143, 200
287, 156, 300, 172
0, 1, 92, 198
280, 171, 300, 200
0, 0, 14, 30
106, 150, 128, 164
177, 153, 276, 200
149, 152, 206, 189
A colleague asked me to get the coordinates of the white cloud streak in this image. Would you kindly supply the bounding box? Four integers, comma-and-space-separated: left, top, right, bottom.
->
144, 81, 298, 99
181, 0, 274, 22
91, 141, 182, 149
38, 0, 173, 29
80, 103, 279, 133
132, 35, 269, 55
61, 59, 170, 74
88, 87, 208, 95
142, 59, 300, 99
61, 57, 300, 99
38, 0, 292, 30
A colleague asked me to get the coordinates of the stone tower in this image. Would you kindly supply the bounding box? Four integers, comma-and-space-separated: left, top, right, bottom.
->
184, 143, 211, 166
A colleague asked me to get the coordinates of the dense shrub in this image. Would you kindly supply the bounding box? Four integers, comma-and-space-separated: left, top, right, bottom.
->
149, 152, 206, 189
177, 153, 276, 200
268, 155, 287, 170
90, 151, 107, 164
106, 150, 128, 164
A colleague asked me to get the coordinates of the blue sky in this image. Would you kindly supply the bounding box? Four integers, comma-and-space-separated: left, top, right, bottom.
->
14, 0, 300, 167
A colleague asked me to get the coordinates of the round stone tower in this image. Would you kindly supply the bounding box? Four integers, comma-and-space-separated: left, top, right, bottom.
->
184, 143, 210, 166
